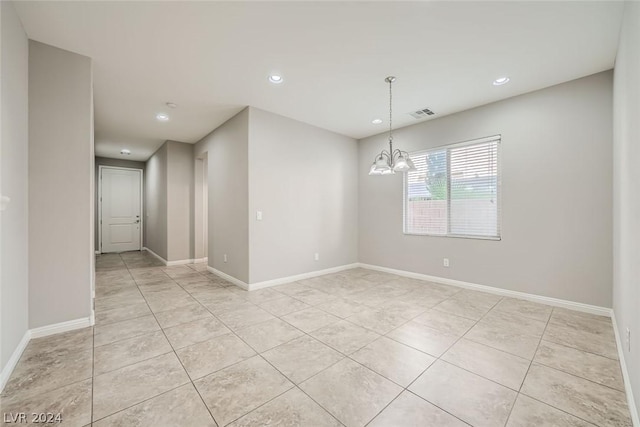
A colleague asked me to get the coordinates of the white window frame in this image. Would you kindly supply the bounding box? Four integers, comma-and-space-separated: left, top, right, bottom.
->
403, 135, 502, 240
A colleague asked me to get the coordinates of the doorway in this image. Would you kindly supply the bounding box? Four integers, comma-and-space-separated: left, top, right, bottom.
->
98, 166, 143, 253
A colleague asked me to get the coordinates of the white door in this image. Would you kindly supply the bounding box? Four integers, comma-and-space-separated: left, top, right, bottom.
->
100, 167, 142, 253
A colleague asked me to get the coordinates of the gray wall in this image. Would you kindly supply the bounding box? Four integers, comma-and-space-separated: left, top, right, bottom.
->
166, 141, 194, 262
28, 41, 93, 328
613, 0, 640, 414
144, 140, 194, 262
144, 143, 168, 260
94, 157, 145, 252
194, 109, 249, 282
359, 71, 613, 307
1, 0, 29, 375
248, 107, 359, 283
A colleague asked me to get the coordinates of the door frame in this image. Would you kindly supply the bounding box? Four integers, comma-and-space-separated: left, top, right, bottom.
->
98, 165, 144, 253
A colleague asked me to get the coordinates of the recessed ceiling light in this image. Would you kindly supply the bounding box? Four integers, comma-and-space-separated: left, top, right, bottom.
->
120, 149, 131, 155
156, 113, 169, 122
493, 77, 510, 86
166, 102, 177, 109
268, 75, 283, 84
371, 118, 383, 124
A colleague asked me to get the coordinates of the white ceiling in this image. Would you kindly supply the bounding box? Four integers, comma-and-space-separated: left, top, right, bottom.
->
15, 1, 624, 161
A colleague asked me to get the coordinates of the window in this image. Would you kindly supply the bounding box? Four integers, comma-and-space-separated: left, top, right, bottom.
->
404, 135, 501, 239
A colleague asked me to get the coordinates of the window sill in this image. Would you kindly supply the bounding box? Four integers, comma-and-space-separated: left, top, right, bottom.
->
402, 232, 501, 241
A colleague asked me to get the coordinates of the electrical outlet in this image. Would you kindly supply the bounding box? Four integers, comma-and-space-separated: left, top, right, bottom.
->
223, 254, 228, 263
256, 211, 263, 221
626, 328, 631, 352
314, 253, 319, 261
443, 258, 450, 267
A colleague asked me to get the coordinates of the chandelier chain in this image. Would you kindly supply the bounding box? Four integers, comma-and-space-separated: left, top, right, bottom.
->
389, 77, 393, 144
369, 75, 414, 175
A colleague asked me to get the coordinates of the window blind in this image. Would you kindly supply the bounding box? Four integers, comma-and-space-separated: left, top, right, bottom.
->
404, 135, 501, 239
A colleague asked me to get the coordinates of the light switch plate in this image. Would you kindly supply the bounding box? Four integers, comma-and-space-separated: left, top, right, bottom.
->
0, 195, 10, 211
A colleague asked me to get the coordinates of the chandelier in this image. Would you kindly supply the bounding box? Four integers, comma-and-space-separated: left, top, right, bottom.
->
369, 76, 416, 175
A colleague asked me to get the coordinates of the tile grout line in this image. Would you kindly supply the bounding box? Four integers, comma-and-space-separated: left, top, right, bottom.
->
96, 255, 215, 424
384, 294, 505, 426
188, 282, 328, 425
224, 277, 466, 425
92, 260, 196, 424
501, 305, 553, 427
93, 348, 176, 377
209, 272, 626, 425
540, 335, 621, 361
507, 306, 625, 426
90, 383, 190, 424
359, 278, 495, 425
93, 323, 161, 349
94, 259, 630, 426
164, 265, 315, 426
404, 389, 474, 427
171, 267, 348, 426
528, 353, 628, 393
125, 258, 221, 426
518, 393, 600, 427
177, 270, 408, 426
227, 309, 354, 425
226, 275, 504, 426
92, 259, 193, 422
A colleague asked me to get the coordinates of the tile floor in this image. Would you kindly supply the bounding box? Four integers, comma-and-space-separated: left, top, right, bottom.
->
0, 250, 633, 426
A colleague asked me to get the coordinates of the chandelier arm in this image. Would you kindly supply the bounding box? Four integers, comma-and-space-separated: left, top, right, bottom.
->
372, 150, 392, 163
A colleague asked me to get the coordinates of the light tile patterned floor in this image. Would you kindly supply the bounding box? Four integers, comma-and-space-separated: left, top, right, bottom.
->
0, 251, 633, 426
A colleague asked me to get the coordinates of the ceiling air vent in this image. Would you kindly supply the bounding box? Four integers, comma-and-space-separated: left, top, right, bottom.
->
409, 108, 435, 119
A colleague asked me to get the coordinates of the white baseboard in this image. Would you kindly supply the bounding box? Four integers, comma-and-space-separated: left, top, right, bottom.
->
612, 313, 640, 426
359, 262, 638, 420
30, 316, 93, 339
249, 263, 360, 291
143, 247, 205, 267
206, 263, 360, 291
95, 250, 101, 255
357, 263, 612, 317
193, 257, 208, 264
207, 266, 249, 290
184, 259, 611, 317
0, 315, 93, 392
166, 259, 194, 266
142, 247, 168, 265
0, 330, 30, 392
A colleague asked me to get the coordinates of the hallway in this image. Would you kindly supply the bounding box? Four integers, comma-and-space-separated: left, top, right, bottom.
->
0, 251, 633, 426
